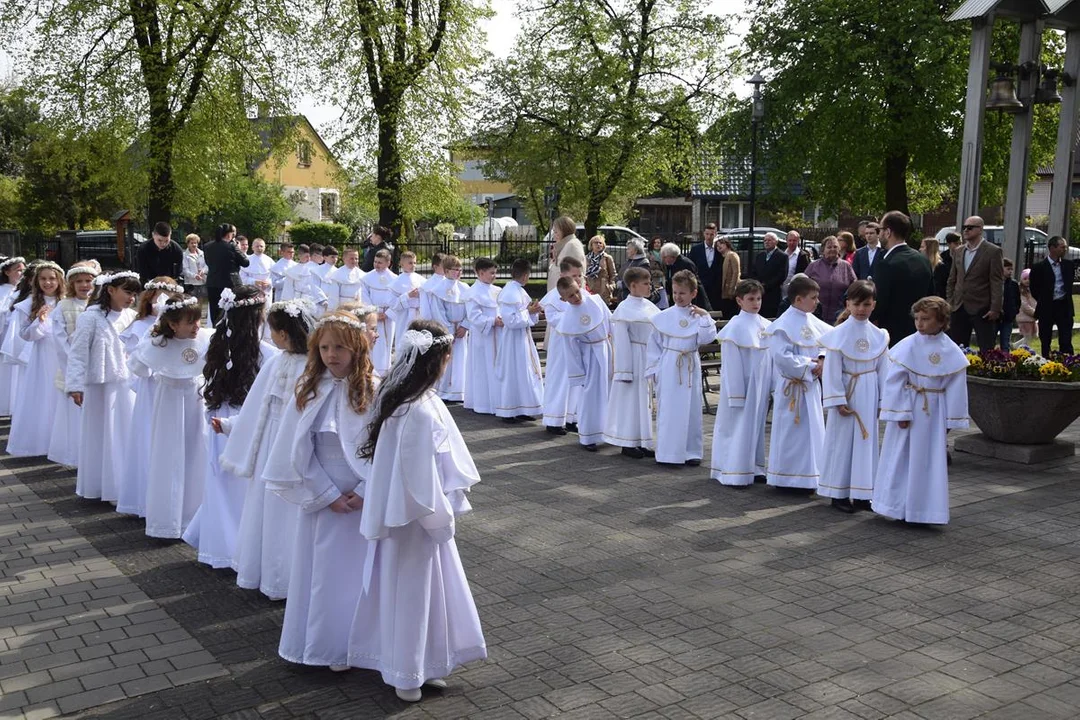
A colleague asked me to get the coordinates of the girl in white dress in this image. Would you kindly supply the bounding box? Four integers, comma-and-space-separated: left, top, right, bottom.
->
117, 278, 185, 516
263, 311, 376, 672
222, 298, 315, 599
130, 295, 211, 538
0, 256, 26, 416
605, 266, 659, 457
66, 271, 141, 501
352, 318, 486, 703
184, 286, 272, 567
429, 256, 469, 402
47, 262, 100, 468
1, 261, 37, 416
873, 297, 969, 525
8, 262, 66, 457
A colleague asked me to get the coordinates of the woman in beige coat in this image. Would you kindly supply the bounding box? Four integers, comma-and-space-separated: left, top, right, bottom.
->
584, 235, 617, 304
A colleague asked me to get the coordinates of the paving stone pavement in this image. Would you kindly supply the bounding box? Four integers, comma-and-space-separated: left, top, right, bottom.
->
1, 407, 1079, 720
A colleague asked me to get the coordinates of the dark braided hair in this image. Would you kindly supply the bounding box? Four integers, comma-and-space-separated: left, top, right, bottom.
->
202, 284, 265, 410
267, 305, 311, 354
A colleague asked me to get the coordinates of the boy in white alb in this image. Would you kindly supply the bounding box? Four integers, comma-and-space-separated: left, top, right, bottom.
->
359, 249, 398, 376
646, 270, 716, 466
711, 279, 772, 486
270, 243, 297, 300
495, 259, 544, 421
241, 238, 275, 301
541, 257, 585, 434
761, 275, 832, 489
817, 280, 889, 512
419, 252, 445, 320
430, 255, 469, 402
464, 257, 501, 415
283, 245, 329, 313
554, 277, 611, 451
314, 246, 338, 299
873, 296, 968, 525
326, 248, 365, 309
389, 251, 424, 351
603, 266, 658, 458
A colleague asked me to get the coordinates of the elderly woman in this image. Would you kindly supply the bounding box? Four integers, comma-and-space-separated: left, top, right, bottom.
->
616, 238, 651, 299
717, 237, 742, 318
584, 235, 617, 303
805, 235, 856, 323
546, 215, 586, 292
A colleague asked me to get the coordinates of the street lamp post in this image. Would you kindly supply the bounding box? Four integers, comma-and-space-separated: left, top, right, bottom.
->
748, 73, 766, 261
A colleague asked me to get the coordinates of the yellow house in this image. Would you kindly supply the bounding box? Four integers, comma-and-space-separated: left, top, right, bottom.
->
251, 115, 346, 222
449, 143, 531, 224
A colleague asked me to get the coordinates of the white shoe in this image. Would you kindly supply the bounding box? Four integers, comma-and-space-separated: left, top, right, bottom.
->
395, 687, 422, 702
329, 665, 350, 672
424, 678, 447, 689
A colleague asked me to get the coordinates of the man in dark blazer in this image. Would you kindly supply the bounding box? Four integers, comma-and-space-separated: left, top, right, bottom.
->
204, 225, 250, 326
687, 223, 724, 310
659, 243, 712, 310
946, 216, 1003, 350
1029, 235, 1075, 357
851, 222, 884, 280
752, 232, 788, 318
135, 221, 183, 285
870, 211, 934, 346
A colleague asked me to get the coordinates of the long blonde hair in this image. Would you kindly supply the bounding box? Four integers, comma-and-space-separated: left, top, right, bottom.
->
921, 238, 941, 269
30, 263, 66, 316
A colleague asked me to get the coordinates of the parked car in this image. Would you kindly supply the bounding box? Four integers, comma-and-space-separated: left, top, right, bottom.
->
935, 225, 1080, 277
38, 229, 145, 269
539, 224, 648, 273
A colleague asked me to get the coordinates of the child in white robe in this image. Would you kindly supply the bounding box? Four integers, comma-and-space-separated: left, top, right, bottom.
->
359, 249, 398, 376
873, 296, 969, 525
604, 266, 658, 457
314, 246, 337, 299
284, 246, 330, 316
130, 295, 212, 539
817, 280, 890, 512
646, 270, 716, 466
352, 318, 485, 703
711, 279, 772, 486
117, 278, 184, 516
0, 256, 26, 416
325, 248, 365, 310
270, 243, 297, 301
418, 252, 446, 319
430, 255, 469, 402
184, 285, 275, 568
1, 262, 40, 416
264, 311, 376, 671
541, 257, 585, 434
8, 262, 66, 457
761, 275, 832, 489
495, 259, 544, 420
66, 271, 140, 501
389, 251, 424, 351
464, 257, 501, 415
221, 299, 314, 599
555, 277, 612, 451
240, 239, 275, 301
48, 263, 99, 468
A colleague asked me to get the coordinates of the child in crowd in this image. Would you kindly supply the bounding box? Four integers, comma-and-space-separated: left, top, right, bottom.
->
222, 299, 315, 600
48, 262, 100, 468
1, 261, 42, 413
604, 266, 658, 458
817, 280, 889, 513
495, 259, 544, 421
419, 252, 446, 319
240, 238, 275, 302
873, 297, 969, 525
270, 243, 297, 300
554, 277, 612, 451
65, 270, 140, 502
264, 311, 376, 672
999, 258, 1020, 351
389, 251, 424, 351
326, 248, 365, 310
185, 286, 273, 568
646, 270, 716, 466
8, 261, 66, 457
465, 258, 501, 415
353, 319, 485, 702
0, 256, 26, 415
430, 255, 469, 402
762, 275, 832, 489
1016, 268, 1037, 348
541, 258, 585, 435
360, 249, 398, 376
284, 244, 329, 313
711, 279, 771, 486
316, 245, 337, 291
131, 295, 211, 539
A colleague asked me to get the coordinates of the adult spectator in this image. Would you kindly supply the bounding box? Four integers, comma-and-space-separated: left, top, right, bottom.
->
659, 243, 711, 310
616, 238, 651, 300
717, 237, 741, 318
870, 211, 934, 346
1029, 235, 1075, 357
782, 230, 812, 295
751, 232, 788, 317
648, 236, 663, 265
940, 231, 961, 279
584, 235, 617, 304
946, 215, 1003, 350
135, 221, 183, 285
687, 222, 724, 309
204, 222, 250, 326
851, 222, 883, 280
181, 233, 207, 298
837, 232, 857, 265
920, 237, 949, 298
805, 236, 857, 323
855, 219, 869, 249
545, 215, 586, 291
362, 225, 398, 273
236, 236, 249, 254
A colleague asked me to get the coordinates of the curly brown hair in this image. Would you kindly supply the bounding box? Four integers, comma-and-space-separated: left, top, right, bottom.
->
295, 312, 375, 415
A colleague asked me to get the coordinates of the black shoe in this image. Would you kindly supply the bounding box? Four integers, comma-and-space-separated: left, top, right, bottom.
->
852, 499, 872, 511
502, 416, 522, 424
581, 443, 597, 452
685, 459, 701, 467
754, 475, 767, 484
947, 451, 953, 466
545, 426, 568, 436
640, 447, 655, 458
516, 415, 535, 421
566, 422, 579, 434
621, 447, 645, 459
831, 498, 856, 514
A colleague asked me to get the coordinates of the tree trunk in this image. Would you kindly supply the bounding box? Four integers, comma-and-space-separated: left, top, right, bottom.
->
376, 107, 404, 242
146, 106, 176, 227
884, 152, 909, 217
584, 205, 602, 242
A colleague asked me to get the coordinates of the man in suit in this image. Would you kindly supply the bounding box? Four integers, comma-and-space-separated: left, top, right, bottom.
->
1029, 235, 1075, 357
135, 221, 184, 285
752, 232, 788, 317
687, 223, 724, 309
781, 231, 812, 296
204, 224, 250, 326
851, 221, 884, 280
946, 216, 1004, 350
870, 211, 934, 346
659, 243, 712, 310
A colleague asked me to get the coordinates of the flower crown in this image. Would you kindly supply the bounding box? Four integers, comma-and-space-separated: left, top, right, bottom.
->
67, 265, 101, 281
33, 261, 65, 277
314, 314, 365, 331
162, 296, 199, 312
269, 298, 314, 318
144, 279, 184, 294
92, 270, 139, 286
399, 328, 452, 355
218, 287, 266, 312
0, 256, 25, 271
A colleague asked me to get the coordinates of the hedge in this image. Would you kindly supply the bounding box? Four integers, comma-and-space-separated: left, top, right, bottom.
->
287, 222, 352, 248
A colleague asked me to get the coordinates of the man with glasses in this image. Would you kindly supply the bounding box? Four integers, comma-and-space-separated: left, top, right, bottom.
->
946, 216, 1003, 350
870, 211, 934, 345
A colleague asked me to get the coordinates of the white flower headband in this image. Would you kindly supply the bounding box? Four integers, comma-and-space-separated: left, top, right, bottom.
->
369, 328, 452, 420
268, 298, 317, 331
33, 261, 64, 278
144, 279, 184, 293
314, 314, 365, 331
92, 270, 139, 286
400, 328, 452, 355
162, 296, 199, 312
67, 265, 101, 281
217, 287, 266, 312
0, 256, 25, 271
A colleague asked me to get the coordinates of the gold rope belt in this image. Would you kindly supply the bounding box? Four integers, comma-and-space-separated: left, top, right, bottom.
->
844, 369, 876, 440
783, 377, 809, 425
905, 382, 945, 415
674, 349, 697, 386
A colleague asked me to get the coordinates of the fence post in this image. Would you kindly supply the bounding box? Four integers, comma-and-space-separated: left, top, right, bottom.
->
58, 230, 78, 267
0, 230, 16, 258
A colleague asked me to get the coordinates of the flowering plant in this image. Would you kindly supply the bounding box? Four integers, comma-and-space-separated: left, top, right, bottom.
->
964, 345, 1080, 382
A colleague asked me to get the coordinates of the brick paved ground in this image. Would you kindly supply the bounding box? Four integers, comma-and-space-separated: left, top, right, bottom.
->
1, 405, 1079, 719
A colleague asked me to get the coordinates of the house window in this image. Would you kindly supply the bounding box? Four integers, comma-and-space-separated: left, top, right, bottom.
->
320, 190, 339, 221
297, 140, 313, 168
720, 203, 742, 229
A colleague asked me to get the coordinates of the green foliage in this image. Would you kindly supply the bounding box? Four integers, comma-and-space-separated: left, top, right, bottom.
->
287, 221, 352, 248
0, 86, 39, 177
0, 175, 19, 227
195, 176, 293, 241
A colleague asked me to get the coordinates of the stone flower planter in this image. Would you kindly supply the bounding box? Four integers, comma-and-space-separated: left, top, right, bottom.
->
967, 375, 1080, 444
